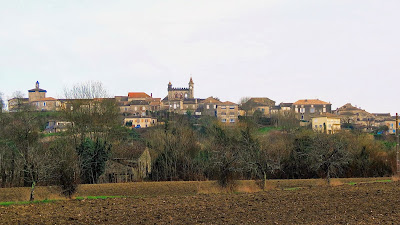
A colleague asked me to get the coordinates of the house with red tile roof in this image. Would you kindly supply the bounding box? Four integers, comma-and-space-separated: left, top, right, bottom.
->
292, 99, 332, 122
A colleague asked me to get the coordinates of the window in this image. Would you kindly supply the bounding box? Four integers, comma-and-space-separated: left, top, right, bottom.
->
310, 108, 315, 113
230, 112, 234, 115
229, 106, 235, 109
230, 119, 235, 123
214, 105, 217, 109
222, 112, 226, 115
134, 107, 137, 111
295, 108, 298, 113
315, 125, 318, 128
207, 105, 210, 109
323, 108, 326, 113
301, 115, 304, 120
221, 106, 226, 109
43, 102, 46, 106
222, 119, 227, 123
300, 108, 305, 113
142, 106, 145, 110
319, 125, 322, 128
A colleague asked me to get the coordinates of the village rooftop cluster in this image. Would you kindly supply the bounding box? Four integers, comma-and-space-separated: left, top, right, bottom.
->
7, 79, 398, 134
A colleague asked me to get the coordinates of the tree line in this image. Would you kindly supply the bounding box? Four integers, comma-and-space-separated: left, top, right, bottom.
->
0, 84, 396, 200
146, 115, 395, 188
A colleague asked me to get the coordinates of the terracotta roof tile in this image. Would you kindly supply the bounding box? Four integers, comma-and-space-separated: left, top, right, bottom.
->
149, 102, 161, 106
128, 92, 151, 98
36, 97, 57, 101
293, 99, 330, 105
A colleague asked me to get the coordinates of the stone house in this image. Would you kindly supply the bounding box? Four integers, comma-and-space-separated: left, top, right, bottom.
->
124, 117, 157, 128
383, 120, 399, 134
100, 148, 152, 183
31, 97, 62, 111
45, 120, 73, 133
198, 97, 221, 117
241, 97, 276, 116
217, 101, 239, 124
311, 114, 341, 134
292, 99, 332, 121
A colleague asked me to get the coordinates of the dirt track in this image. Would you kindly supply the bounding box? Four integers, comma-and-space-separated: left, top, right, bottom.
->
1, 181, 399, 224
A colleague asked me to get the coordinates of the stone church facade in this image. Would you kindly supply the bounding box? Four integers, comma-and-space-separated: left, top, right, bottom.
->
167, 77, 194, 100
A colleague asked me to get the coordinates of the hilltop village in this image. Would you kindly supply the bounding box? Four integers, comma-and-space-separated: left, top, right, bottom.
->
7, 78, 397, 135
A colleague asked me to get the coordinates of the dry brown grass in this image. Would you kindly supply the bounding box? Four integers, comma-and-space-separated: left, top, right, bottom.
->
0, 177, 394, 202
329, 179, 344, 186
391, 175, 400, 182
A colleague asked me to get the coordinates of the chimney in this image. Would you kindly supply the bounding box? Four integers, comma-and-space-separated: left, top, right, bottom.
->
151, 93, 153, 98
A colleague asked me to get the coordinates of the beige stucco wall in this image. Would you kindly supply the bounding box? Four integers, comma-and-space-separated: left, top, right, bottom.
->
312, 117, 341, 134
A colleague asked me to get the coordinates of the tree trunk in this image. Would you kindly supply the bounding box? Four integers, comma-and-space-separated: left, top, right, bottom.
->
29, 181, 36, 201
326, 170, 331, 186
263, 171, 267, 190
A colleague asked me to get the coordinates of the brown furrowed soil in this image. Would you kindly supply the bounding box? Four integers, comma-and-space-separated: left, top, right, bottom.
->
1, 180, 399, 224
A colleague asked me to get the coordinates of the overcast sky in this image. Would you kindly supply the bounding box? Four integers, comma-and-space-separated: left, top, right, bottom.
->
0, 0, 399, 114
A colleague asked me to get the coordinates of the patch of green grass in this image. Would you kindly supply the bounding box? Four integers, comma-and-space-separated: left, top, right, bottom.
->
369, 179, 392, 183
346, 179, 392, 186
0, 199, 57, 206
40, 132, 65, 138
258, 127, 281, 133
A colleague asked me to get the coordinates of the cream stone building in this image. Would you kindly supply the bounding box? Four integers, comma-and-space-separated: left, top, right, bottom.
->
292, 99, 332, 121
124, 117, 157, 128
312, 114, 341, 134
217, 101, 239, 124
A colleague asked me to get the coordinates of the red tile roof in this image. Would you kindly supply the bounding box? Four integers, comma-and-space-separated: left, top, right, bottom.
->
36, 97, 57, 101
293, 99, 330, 105
128, 92, 151, 98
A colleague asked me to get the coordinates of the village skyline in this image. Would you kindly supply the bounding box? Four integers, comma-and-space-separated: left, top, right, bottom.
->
1, 1, 399, 115
2, 78, 397, 116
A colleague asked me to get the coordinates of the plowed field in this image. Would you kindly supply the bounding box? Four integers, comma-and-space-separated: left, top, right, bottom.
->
1, 180, 399, 224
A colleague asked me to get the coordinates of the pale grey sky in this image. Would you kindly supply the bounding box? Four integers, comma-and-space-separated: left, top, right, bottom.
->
0, 0, 399, 114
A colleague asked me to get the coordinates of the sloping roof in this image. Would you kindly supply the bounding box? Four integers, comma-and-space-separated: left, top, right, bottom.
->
149, 101, 161, 106
35, 97, 57, 101
372, 113, 391, 117
150, 98, 161, 102
129, 100, 150, 105
128, 92, 151, 98
337, 103, 360, 111
293, 99, 330, 105
201, 97, 221, 104
28, 88, 47, 93
312, 112, 339, 118
220, 101, 237, 106
279, 103, 293, 107
249, 97, 275, 104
